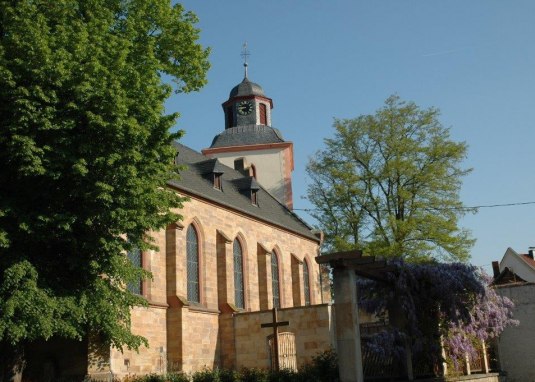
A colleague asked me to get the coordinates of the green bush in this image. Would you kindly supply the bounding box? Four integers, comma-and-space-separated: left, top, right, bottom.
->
217, 369, 239, 382
239, 368, 268, 382
191, 368, 220, 382
122, 350, 338, 382
298, 349, 339, 382
166, 373, 191, 382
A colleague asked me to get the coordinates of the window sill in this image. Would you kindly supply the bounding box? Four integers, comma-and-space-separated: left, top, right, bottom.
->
187, 304, 220, 315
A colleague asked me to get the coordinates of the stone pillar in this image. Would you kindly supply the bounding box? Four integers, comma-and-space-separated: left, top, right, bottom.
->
333, 268, 364, 382
216, 231, 234, 307
319, 264, 332, 304
291, 254, 304, 306
258, 244, 273, 310
216, 230, 238, 369
166, 223, 185, 372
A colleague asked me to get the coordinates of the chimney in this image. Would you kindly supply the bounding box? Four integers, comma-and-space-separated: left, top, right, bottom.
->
492, 261, 501, 278
234, 158, 249, 176
528, 247, 535, 260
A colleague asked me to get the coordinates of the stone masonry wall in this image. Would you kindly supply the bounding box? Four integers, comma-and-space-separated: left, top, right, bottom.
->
100, 189, 327, 379
495, 283, 535, 382
234, 304, 335, 370
169, 194, 325, 312
110, 305, 167, 379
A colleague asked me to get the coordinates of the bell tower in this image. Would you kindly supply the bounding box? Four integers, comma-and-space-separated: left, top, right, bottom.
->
202, 45, 294, 209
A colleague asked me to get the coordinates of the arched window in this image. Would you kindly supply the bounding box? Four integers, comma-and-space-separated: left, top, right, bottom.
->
271, 252, 280, 308
186, 225, 200, 303
127, 246, 142, 295
303, 260, 311, 306
233, 239, 245, 309
259, 103, 267, 125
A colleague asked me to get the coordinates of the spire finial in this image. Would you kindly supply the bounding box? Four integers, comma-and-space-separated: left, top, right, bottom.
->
241, 42, 250, 79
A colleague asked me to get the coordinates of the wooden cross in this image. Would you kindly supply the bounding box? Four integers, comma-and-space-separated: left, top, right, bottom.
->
260, 306, 289, 371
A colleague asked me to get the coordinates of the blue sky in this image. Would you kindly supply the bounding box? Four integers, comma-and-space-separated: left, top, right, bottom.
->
168, 1, 535, 272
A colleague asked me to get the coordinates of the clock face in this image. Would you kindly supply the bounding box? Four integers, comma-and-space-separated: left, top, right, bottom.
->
237, 100, 254, 116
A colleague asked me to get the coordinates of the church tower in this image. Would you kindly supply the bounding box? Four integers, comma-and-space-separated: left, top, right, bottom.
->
202, 56, 294, 209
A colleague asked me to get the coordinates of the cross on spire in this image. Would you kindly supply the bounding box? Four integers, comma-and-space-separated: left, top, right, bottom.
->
241, 42, 250, 79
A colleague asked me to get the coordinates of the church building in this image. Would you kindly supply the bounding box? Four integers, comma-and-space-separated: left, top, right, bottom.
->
24, 69, 335, 381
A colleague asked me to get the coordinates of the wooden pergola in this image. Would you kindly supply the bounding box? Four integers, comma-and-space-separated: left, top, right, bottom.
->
316, 249, 394, 282
316, 250, 395, 382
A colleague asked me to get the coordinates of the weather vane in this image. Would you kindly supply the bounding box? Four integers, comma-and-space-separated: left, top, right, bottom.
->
241, 42, 250, 78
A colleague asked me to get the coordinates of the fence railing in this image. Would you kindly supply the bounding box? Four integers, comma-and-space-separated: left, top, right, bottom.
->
359, 322, 494, 381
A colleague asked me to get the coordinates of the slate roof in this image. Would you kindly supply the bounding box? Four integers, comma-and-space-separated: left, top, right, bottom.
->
209, 124, 285, 148
169, 143, 319, 242
229, 77, 265, 98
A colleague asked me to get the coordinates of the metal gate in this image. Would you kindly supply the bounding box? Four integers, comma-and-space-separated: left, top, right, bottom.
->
267, 332, 297, 371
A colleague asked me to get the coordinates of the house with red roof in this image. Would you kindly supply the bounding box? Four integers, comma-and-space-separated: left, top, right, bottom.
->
492, 247, 535, 283
493, 247, 535, 382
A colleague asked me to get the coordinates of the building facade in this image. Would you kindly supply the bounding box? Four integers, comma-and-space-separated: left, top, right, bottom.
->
24, 73, 334, 381
492, 247, 535, 382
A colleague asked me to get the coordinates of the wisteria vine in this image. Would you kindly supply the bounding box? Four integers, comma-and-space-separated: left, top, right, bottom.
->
357, 260, 518, 368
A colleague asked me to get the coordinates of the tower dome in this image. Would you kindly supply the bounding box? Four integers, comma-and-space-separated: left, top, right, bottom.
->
229, 77, 265, 98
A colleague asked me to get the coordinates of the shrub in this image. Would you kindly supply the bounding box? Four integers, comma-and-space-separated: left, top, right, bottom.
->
300, 349, 339, 382
166, 373, 191, 382
191, 368, 219, 382
217, 368, 239, 382
239, 368, 268, 382
116, 351, 339, 382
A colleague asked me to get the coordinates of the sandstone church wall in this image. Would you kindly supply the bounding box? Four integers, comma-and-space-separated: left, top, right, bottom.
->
91, 187, 327, 379
234, 304, 335, 370
172, 194, 325, 312
110, 305, 167, 378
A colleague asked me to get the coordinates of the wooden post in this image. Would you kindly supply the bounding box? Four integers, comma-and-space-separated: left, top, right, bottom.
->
405, 341, 414, 381
482, 340, 489, 374
261, 306, 289, 371
465, 354, 471, 375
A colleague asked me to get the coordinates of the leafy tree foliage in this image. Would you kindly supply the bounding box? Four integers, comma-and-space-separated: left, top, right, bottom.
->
358, 261, 517, 369
0, 0, 209, 359
307, 95, 474, 262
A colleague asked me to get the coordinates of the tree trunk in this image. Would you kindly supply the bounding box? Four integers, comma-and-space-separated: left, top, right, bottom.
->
0, 343, 25, 382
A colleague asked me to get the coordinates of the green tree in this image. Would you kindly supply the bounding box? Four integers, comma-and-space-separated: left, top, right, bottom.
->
307, 95, 474, 262
0, 0, 209, 372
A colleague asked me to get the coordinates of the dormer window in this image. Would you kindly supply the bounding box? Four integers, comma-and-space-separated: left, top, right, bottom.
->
233, 176, 260, 206
214, 173, 222, 190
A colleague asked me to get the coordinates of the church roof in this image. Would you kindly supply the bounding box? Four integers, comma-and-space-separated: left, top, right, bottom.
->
169, 143, 319, 242
229, 77, 265, 98
209, 124, 285, 148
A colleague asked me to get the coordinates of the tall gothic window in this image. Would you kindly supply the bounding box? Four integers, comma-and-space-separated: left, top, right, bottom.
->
303, 260, 311, 306
271, 252, 280, 308
127, 247, 142, 295
186, 225, 200, 303
233, 239, 245, 309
